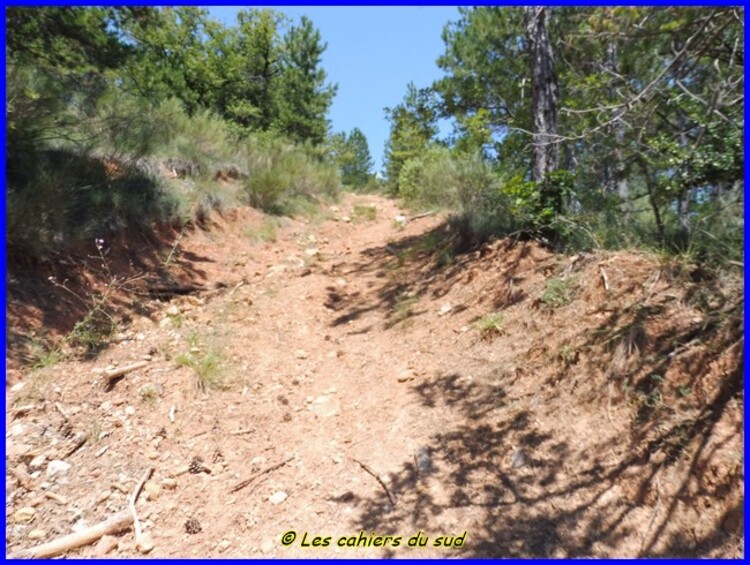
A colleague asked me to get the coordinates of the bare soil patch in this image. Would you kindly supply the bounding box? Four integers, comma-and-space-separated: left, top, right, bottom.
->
5, 194, 743, 558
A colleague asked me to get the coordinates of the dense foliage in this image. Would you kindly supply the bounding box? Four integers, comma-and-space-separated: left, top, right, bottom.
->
6, 7, 359, 260
384, 7, 743, 264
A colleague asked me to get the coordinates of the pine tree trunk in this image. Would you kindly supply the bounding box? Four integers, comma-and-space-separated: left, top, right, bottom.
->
604, 42, 630, 201
524, 7, 560, 213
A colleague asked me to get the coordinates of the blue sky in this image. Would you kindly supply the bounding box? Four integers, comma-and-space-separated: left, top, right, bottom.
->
206, 6, 460, 174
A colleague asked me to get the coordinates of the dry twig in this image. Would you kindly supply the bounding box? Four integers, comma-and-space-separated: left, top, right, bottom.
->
350, 457, 396, 507
129, 468, 155, 553
229, 456, 294, 493
104, 361, 149, 389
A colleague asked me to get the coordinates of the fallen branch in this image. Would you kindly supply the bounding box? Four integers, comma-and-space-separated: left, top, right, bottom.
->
350, 457, 396, 507
147, 284, 206, 298
54, 402, 69, 422
229, 456, 294, 494
9, 510, 133, 558
129, 468, 154, 554
228, 280, 247, 296
230, 428, 255, 436
599, 266, 610, 292
44, 491, 68, 505
65, 432, 88, 458
104, 361, 149, 390
408, 210, 438, 221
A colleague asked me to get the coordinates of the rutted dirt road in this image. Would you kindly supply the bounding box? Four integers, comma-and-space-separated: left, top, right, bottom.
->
6, 194, 743, 558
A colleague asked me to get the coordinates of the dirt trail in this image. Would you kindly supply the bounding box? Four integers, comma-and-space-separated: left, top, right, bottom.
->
5, 194, 743, 558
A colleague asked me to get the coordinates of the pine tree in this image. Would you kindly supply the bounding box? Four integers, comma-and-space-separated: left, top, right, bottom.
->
275, 16, 337, 145
341, 128, 374, 188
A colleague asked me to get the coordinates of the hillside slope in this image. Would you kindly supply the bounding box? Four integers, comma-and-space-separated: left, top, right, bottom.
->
5, 194, 743, 558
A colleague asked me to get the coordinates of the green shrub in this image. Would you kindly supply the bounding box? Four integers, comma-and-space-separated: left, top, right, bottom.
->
244, 136, 341, 215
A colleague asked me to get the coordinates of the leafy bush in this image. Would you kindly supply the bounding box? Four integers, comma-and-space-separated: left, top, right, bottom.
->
152, 99, 241, 175
244, 136, 341, 215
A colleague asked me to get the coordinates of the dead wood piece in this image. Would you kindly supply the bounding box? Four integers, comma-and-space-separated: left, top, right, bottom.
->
229, 456, 294, 494
129, 468, 155, 553
54, 402, 69, 422
350, 457, 396, 507
105, 360, 149, 380
599, 266, 610, 291
44, 491, 68, 505
65, 433, 88, 458
408, 210, 438, 221
228, 280, 246, 296
230, 428, 255, 436
147, 285, 206, 298
111, 483, 129, 494
9, 509, 133, 558
104, 361, 149, 390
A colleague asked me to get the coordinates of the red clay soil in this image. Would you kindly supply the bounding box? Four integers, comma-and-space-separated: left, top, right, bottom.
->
5, 194, 744, 558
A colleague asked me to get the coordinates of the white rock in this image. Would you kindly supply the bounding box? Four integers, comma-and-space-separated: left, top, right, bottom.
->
136, 531, 155, 554
72, 519, 90, 534
10, 382, 25, 393
125, 406, 136, 416
268, 491, 288, 505
28, 529, 46, 540
261, 539, 274, 553
29, 455, 46, 469
438, 303, 453, 316
46, 460, 72, 477
294, 350, 308, 360
397, 369, 415, 383
166, 305, 180, 317
13, 507, 36, 523
10, 423, 25, 436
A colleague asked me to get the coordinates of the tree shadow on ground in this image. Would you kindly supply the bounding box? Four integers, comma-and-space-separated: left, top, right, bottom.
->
336, 361, 742, 557
6, 148, 218, 366
324, 223, 743, 557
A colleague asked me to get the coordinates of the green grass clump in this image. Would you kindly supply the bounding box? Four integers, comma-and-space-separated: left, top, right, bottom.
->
174, 337, 226, 392
476, 312, 504, 338
388, 293, 419, 328
541, 276, 577, 309
245, 217, 282, 243
353, 204, 377, 222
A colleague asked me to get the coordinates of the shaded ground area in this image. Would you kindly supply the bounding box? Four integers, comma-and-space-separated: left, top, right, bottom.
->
5, 194, 744, 558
